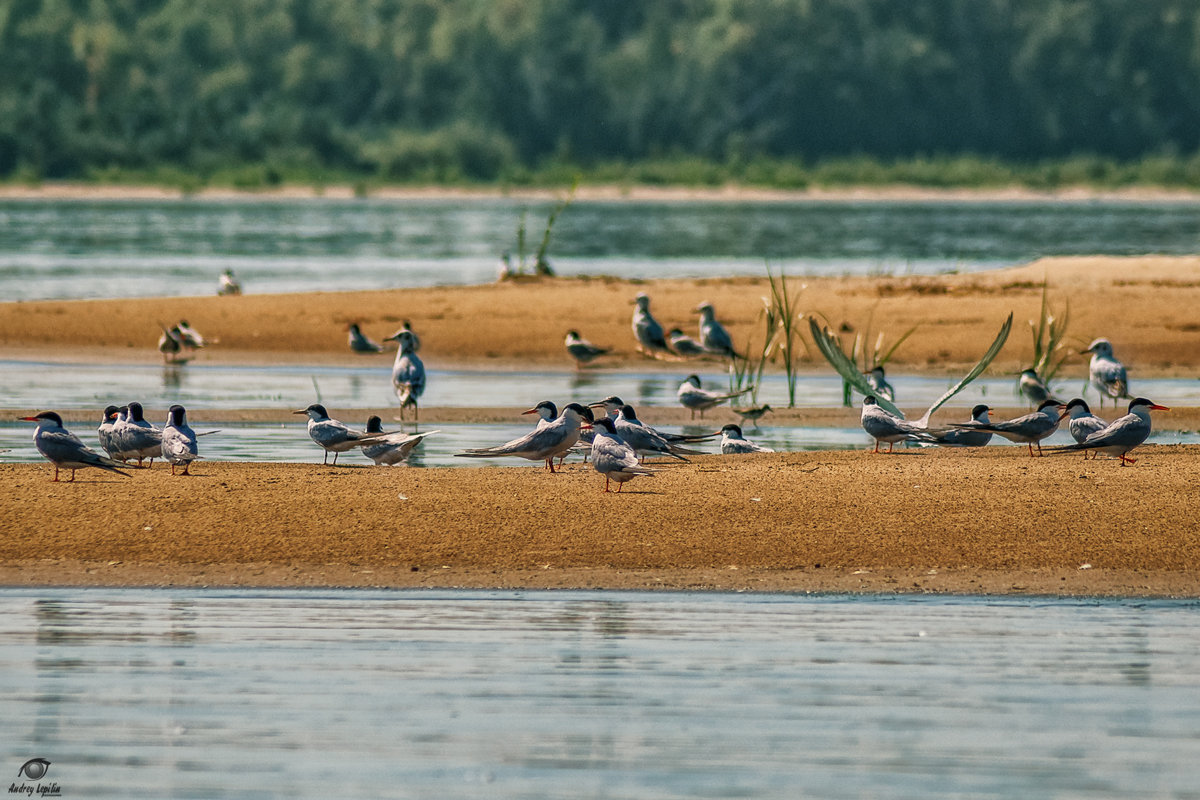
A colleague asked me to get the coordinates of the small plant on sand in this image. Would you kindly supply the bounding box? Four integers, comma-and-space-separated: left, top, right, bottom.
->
502, 181, 577, 279
727, 263, 808, 407
1025, 278, 1071, 387
815, 302, 917, 406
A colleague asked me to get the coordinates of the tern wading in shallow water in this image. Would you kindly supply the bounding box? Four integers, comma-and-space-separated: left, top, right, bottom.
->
632, 293, 671, 357
1083, 338, 1131, 407
864, 366, 895, 402
1062, 398, 1108, 458
564, 330, 610, 368
22, 411, 130, 482
590, 417, 655, 492
161, 404, 201, 475
360, 416, 440, 466
1046, 397, 1169, 466
455, 403, 593, 472
295, 404, 389, 466
384, 329, 425, 421
731, 404, 773, 429
719, 424, 774, 454
953, 399, 1064, 456
676, 375, 751, 419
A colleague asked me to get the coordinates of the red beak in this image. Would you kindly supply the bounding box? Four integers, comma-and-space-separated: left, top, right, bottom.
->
1151, 404, 1171, 411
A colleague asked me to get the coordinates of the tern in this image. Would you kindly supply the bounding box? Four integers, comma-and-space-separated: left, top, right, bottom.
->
696, 302, 742, 359
589, 396, 717, 444
217, 268, 242, 296
21, 411, 130, 482
954, 399, 1064, 456
731, 404, 773, 429
719, 423, 774, 454
667, 328, 711, 358
97, 405, 121, 459
158, 325, 190, 365
677, 375, 751, 419
614, 404, 702, 462
400, 320, 422, 352
1019, 367, 1060, 406
860, 395, 928, 453
348, 323, 385, 353
864, 366, 895, 402
456, 402, 592, 472
176, 320, 212, 349
1047, 397, 1168, 465
384, 329, 425, 421
564, 330, 610, 368
113, 402, 164, 466
1063, 397, 1108, 458
590, 416, 656, 492
294, 403, 389, 465
161, 404, 201, 475
1083, 338, 1130, 407
632, 293, 671, 357
360, 416, 440, 466
913, 404, 994, 448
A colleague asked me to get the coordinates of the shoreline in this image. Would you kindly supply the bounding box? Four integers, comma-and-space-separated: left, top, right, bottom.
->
7, 181, 1200, 204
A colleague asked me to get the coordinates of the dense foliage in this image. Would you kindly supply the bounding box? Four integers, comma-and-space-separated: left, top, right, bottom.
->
4, 0, 1200, 187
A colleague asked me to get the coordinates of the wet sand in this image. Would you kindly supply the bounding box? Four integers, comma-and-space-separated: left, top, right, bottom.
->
2, 255, 1200, 595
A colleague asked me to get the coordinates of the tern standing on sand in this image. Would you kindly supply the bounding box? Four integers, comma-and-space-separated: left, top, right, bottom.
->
913, 404, 994, 448
295, 403, 387, 466
632, 293, 671, 357
696, 302, 742, 359
1063, 398, 1107, 458
385, 329, 425, 421
22, 411, 130, 482
162, 405, 201, 475
590, 417, 655, 492
348, 323, 384, 353
1048, 397, 1168, 465
955, 399, 1064, 456
860, 395, 926, 453
564, 330, 610, 367
1083, 338, 1130, 407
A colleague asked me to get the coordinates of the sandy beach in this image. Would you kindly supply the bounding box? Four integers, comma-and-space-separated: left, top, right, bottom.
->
2, 255, 1199, 595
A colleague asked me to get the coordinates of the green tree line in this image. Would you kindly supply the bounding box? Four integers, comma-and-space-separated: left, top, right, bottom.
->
4, 0, 1200, 187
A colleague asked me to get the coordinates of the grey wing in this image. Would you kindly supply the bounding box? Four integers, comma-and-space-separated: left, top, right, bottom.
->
636, 315, 667, 349
162, 429, 198, 460
593, 436, 641, 471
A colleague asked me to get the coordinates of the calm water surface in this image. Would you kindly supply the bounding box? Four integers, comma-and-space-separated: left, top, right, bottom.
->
1, 589, 1199, 799
4, 198, 1200, 299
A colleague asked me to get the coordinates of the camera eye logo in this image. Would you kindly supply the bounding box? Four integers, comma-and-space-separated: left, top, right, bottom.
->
16, 759, 50, 781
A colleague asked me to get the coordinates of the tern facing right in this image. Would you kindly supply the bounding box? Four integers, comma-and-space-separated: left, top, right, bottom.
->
1047, 397, 1168, 465
1083, 338, 1131, 407
719, 424, 774, 454
955, 399, 1064, 456
22, 411, 130, 482
360, 416, 440, 465
161, 404, 201, 475
1019, 368, 1059, 406
455, 402, 592, 472
590, 417, 656, 492
384, 329, 425, 421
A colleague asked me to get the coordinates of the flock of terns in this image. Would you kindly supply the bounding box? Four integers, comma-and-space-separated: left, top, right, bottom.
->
18, 288, 1173, 486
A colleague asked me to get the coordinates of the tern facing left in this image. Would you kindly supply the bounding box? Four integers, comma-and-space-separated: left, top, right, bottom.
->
1083, 338, 1131, 407
719, 423, 774, 454
161, 404, 201, 475
384, 329, 425, 421
22, 411, 130, 482
590, 417, 656, 492
294, 403, 389, 465
860, 395, 925, 453
1047, 397, 1168, 465
564, 330, 610, 368
696, 302, 742, 359
455, 402, 593, 472
677, 375, 751, 419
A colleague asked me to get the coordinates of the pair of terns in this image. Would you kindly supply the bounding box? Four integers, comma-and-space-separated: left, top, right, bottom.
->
23, 405, 202, 480
345, 323, 425, 421
1019, 338, 1132, 408
295, 404, 438, 466
633, 293, 742, 360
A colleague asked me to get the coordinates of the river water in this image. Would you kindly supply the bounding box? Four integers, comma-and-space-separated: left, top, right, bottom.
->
3, 197, 1200, 299
2, 589, 1199, 799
